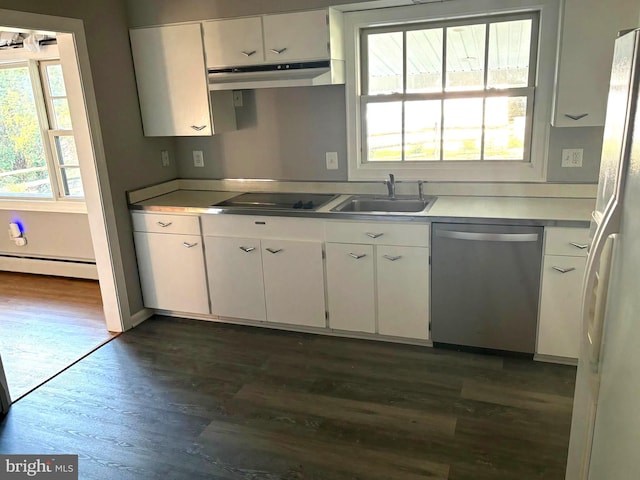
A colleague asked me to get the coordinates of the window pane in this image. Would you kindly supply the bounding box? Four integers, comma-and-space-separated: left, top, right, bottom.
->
405, 100, 441, 161
60, 167, 84, 197
487, 20, 532, 89
46, 64, 66, 97
52, 98, 72, 129
446, 24, 486, 91
407, 28, 443, 93
366, 102, 402, 161
367, 32, 403, 95
484, 96, 527, 160
0, 66, 52, 197
443, 98, 483, 160
54, 135, 79, 166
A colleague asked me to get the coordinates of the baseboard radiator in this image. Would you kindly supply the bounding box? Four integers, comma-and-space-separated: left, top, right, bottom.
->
0, 255, 98, 280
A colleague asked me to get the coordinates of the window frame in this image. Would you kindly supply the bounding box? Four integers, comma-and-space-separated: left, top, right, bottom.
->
344, 0, 560, 182
0, 58, 82, 201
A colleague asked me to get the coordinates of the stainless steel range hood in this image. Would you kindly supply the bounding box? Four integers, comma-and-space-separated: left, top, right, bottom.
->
207, 59, 345, 90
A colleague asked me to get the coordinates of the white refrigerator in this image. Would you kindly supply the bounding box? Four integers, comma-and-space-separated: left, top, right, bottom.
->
565, 27, 640, 479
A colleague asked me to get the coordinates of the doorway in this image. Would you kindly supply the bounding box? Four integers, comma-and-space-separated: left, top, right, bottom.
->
0, 9, 131, 407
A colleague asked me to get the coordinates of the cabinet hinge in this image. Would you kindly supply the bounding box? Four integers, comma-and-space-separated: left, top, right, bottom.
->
326, 13, 329, 25
429, 256, 431, 265
322, 250, 326, 259
429, 320, 432, 332
325, 311, 329, 320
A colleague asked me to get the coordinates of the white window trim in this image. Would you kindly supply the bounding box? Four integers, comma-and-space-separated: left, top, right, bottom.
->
344, 0, 560, 182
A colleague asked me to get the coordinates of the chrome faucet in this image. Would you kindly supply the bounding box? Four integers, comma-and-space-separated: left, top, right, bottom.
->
417, 180, 424, 201
386, 174, 396, 199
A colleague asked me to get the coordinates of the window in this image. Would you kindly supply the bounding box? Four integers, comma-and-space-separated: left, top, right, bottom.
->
345, 0, 559, 181
0, 59, 83, 199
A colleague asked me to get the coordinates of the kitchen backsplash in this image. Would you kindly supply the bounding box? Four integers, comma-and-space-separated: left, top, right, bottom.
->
175, 84, 601, 184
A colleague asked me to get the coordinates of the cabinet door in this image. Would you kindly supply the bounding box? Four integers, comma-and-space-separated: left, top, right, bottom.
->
263, 10, 330, 63
204, 236, 266, 321
203, 17, 265, 68
553, 0, 638, 126
130, 24, 212, 136
134, 232, 209, 314
377, 246, 430, 340
262, 240, 326, 328
325, 243, 375, 333
537, 255, 586, 358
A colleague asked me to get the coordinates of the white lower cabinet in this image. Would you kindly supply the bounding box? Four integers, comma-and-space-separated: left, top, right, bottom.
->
133, 231, 210, 314
203, 224, 326, 327
262, 240, 326, 328
204, 236, 266, 321
325, 243, 376, 333
325, 221, 431, 339
537, 227, 589, 359
537, 255, 586, 358
377, 246, 430, 340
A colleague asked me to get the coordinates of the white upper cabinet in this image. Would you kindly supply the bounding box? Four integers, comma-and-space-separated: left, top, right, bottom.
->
130, 23, 236, 136
202, 9, 344, 72
202, 17, 264, 68
262, 10, 331, 63
552, 0, 640, 127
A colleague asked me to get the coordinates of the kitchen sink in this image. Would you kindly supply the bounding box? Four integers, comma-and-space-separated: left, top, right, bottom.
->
212, 192, 338, 211
331, 195, 437, 213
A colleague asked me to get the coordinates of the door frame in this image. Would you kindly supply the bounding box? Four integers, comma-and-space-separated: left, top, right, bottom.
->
1, 8, 130, 332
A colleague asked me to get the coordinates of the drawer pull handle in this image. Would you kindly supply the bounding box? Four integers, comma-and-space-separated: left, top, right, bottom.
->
266, 248, 282, 254
383, 255, 402, 262
157, 222, 172, 228
553, 266, 576, 274
183, 242, 198, 248
366, 232, 384, 239
270, 47, 287, 55
241, 50, 257, 57
349, 253, 367, 260
570, 242, 588, 250
190, 125, 207, 131
564, 113, 589, 121
239, 246, 256, 253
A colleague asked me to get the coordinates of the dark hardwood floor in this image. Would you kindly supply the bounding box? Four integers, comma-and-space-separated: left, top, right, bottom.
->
0, 272, 115, 400
0, 316, 577, 479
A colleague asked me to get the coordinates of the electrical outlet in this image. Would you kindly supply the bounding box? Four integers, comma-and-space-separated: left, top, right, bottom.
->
193, 150, 204, 168
325, 152, 339, 170
562, 148, 583, 168
161, 150, 170, 167
233, 91, 243, 107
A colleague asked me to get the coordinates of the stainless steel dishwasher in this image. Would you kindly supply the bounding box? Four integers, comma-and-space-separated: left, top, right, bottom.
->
431, 223, 543, 354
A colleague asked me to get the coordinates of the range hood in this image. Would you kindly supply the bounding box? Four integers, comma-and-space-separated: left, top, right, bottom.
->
207, 60, 345, 90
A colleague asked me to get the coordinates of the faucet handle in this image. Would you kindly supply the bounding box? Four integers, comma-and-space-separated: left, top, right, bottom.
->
417, 180, 425, 201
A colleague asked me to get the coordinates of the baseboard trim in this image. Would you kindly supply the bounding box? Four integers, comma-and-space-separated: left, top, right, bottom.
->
129, 308, 154, 329
0, 257, 98, 279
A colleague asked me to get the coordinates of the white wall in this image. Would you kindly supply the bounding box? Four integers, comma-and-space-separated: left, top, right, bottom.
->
0, 210, 94, 260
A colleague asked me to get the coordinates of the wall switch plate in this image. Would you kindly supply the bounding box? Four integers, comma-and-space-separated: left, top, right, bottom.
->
562, 148, 583, 168
325, 152, 339, 170
193, 150, 204, 168
161, 150, 170, 167
233, 91, 243, 107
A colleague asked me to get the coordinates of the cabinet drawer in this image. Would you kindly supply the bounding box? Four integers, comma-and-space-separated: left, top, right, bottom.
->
545, 227, 589, 257
132, 212, 201, 235
201, 214, 324, 241
325, 221, 430, 247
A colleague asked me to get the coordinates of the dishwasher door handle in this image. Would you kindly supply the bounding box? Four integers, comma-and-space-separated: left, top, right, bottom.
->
435, 230, 540, 242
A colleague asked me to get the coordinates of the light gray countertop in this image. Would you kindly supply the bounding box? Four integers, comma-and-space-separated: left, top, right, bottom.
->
131, 188, 594, 227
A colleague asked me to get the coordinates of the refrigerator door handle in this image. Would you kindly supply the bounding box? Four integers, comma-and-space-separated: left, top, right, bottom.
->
587, 234, 617, 366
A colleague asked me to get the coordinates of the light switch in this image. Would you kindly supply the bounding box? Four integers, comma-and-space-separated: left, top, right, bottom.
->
562, 149, 583, 168
161, 150, 170, 167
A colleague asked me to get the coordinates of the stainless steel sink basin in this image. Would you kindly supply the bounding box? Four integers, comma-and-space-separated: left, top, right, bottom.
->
331, 195, 437, 213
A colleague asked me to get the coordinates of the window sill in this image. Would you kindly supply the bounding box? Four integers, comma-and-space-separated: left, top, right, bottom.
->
0, 199, 87, 214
